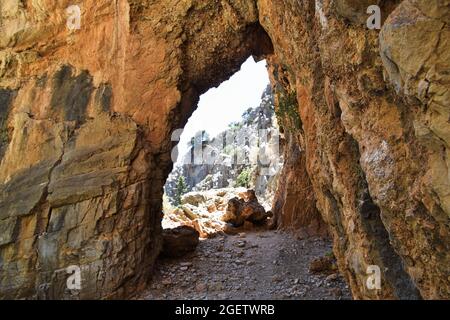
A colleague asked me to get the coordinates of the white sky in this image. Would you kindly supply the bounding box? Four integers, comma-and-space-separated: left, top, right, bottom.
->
176, 56, 270, 159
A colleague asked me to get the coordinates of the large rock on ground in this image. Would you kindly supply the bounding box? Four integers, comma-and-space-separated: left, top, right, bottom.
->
161, 226, 199, 258
181, 193, 207, 207
222, 190, 271, 226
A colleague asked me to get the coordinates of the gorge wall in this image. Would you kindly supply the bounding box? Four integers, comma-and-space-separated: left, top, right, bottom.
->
0, 0, 448, 299
164, 85, 281, 205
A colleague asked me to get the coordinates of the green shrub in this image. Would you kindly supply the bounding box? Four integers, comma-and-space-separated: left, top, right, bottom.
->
236, 167, 252, 188
275, 90, 302, 132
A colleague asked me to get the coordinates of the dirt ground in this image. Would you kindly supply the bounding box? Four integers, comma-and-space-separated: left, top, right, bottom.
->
140, 230, 352, 300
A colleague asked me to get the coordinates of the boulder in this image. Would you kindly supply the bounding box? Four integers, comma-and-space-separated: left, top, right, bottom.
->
222, 190, 270, 227
181, 192, 207, 206
180, 204, 199, 220
309, 256, 337, 275
161, 226, 199, 258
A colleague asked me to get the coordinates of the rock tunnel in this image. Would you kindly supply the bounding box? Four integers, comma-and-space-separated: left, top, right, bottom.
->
0, 0, 449, 299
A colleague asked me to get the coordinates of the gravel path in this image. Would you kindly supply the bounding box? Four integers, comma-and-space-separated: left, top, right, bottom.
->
140, 230, 352, 300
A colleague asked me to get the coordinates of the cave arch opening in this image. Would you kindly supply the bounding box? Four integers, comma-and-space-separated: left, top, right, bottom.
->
140, 19, 351, 299
1, 0, 445, 301
162, 56, 282, 237
146, 54, 349, 300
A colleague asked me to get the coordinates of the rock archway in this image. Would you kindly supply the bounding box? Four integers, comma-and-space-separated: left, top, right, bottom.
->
0, 0, 448, 300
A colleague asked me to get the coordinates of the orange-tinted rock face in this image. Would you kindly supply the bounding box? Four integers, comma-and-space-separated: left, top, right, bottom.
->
0, 0, 448, 299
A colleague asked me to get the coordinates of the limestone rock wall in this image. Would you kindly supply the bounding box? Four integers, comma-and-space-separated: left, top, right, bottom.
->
165, 85, 281, 206
270, 130, 328, 237
0, 0, 272, 299
0, 0, 448, 299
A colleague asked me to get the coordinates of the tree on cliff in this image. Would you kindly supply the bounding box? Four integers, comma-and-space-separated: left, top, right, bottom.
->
236, 167, 252, 188
174, 176, 188, 206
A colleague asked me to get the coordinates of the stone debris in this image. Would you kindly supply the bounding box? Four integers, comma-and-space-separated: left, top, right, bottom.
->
235, 240, 246, 248
141, 231, 351, 300
326, 273, 339, 282
180, 262, 193, 267
309, 256, 337, 275
163, 189, 271, 239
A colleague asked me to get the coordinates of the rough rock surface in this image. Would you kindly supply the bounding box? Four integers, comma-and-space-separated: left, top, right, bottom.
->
270, 131, 328, 237
161, 226, 199, 258
0, 0, 449, 299
165, 85, 282, 203
222, 190, 271, 227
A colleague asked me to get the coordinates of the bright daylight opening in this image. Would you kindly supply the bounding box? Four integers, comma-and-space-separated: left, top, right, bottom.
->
162, 56, 282, 235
